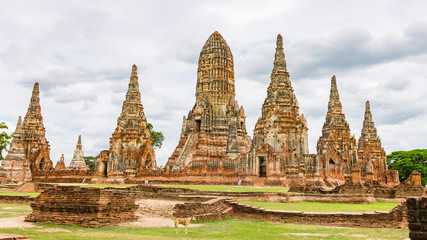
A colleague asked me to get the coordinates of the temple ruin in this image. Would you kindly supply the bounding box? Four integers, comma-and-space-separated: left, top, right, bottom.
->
95, 65, 156, 180
0, 82, 53, 183
165, 31, 251, 175
68, 135, 87, 170
246, 34, 311, 185
1, 33, 419, 190
356, 101, 388, 183
316, 76, 358, 185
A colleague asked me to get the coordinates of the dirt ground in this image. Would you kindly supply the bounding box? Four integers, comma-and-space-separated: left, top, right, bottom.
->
120, 199, 201, 228
0, 216, 35, 228
0, 199, 200, 229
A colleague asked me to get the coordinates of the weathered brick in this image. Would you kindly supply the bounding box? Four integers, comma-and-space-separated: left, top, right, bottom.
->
25, 186, 138, 227
407, 198, 418, 210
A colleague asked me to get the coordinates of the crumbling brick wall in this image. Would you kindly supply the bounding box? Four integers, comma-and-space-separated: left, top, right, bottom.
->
173, 198, 233, 222
407, 197, 427, 240
228, 200, 407, 228
25, 186, 138, 227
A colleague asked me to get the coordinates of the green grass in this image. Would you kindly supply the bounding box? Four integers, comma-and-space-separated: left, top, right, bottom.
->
159, 185, 289, 193
0, 218, 408, 239
0, 203, 32, 218
238, 200, 401, 212
0, 191, 40, 197
63, 184, 136, 188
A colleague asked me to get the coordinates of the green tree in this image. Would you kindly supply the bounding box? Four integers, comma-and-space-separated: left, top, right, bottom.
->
84, 156, 96, 171
387, 149, 427, 186
146, 123, 165, 149
0, 122, 13, 161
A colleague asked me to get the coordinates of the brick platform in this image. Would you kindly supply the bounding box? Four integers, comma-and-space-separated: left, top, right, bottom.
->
25, 185, 138, 227
407, 197, 427, 240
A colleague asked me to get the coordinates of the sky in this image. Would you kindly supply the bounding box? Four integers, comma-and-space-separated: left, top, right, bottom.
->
1, 0, 427, 167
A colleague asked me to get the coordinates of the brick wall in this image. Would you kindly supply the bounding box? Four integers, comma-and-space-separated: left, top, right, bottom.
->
32, 170, 95, 183
173, 198, 233, 222
0, 195, 35, 204
25, 186, 138, 227
407, 197, 427, 240
229, 200, 407, 228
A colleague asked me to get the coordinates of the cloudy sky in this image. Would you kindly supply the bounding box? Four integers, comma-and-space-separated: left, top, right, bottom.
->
1, 0, 427, 167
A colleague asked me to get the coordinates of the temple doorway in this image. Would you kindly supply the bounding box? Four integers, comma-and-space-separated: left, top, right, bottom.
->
195, 120, 201, 132
103, 161, 108, 177
258, 156, 266, 177
38, 158, 46, 171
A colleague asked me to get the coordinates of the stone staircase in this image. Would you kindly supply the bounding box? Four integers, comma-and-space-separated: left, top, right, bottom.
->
176, 133, 197, 167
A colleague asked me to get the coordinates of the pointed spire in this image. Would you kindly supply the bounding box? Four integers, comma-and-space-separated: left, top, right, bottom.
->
60, 154, 64, 162
364, 100, 372, 122
14, 116, 22, 131
361, 100, 376, 137
17, 116, 22, 126
272, 34, 287, 74
76, 135, 82, 150
210, 31, 224, 40
327, 75, 343, 113
125, 64, 141, 103
27, 82, 41, 116
131, 64, 138, 76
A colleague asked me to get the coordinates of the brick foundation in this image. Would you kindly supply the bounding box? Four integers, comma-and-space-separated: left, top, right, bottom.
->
228, 200, 407, 228
0, 195, 35, 204
25, 186, 138, 227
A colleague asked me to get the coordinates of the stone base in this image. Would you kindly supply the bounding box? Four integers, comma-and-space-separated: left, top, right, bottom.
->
25, 186, 138, 227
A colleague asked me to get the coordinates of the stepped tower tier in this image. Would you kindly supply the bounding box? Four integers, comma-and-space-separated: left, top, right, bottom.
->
316, 76, 358, 184
166, 31, 251, 174
0, 82, 53, 183
95, 65, 156, 179
68, 135, 88, 170
356, 100, 388, 183
247, 34, 310, 180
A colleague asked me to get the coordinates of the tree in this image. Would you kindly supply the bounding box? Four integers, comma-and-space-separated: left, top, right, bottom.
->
0, 122, 13, 161
84, 156, 96, 171
387, 149, 427, 186
146, 123, 165, 149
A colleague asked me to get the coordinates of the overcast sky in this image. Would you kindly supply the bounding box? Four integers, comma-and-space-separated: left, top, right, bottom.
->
1, 0, 427, 167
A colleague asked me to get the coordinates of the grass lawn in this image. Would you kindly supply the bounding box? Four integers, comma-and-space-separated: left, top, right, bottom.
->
0, 203, 32, 218
0, 191, 40, 197
63, 184, 136, 188
159, 185, 289, 193
238, 200, 401, 212
0, 218, 408, 240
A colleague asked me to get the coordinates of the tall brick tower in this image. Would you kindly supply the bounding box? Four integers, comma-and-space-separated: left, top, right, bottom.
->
96, 65, 156, 179
166, 31, 251, 174
0, 82, 52, 183
357, 100, 388, 182
248, 34, 309, 178
317, 76, 358, 184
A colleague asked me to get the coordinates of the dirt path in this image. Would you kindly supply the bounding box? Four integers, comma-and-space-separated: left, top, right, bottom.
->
120, 199, 201, 228
0, 216, 34, 228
